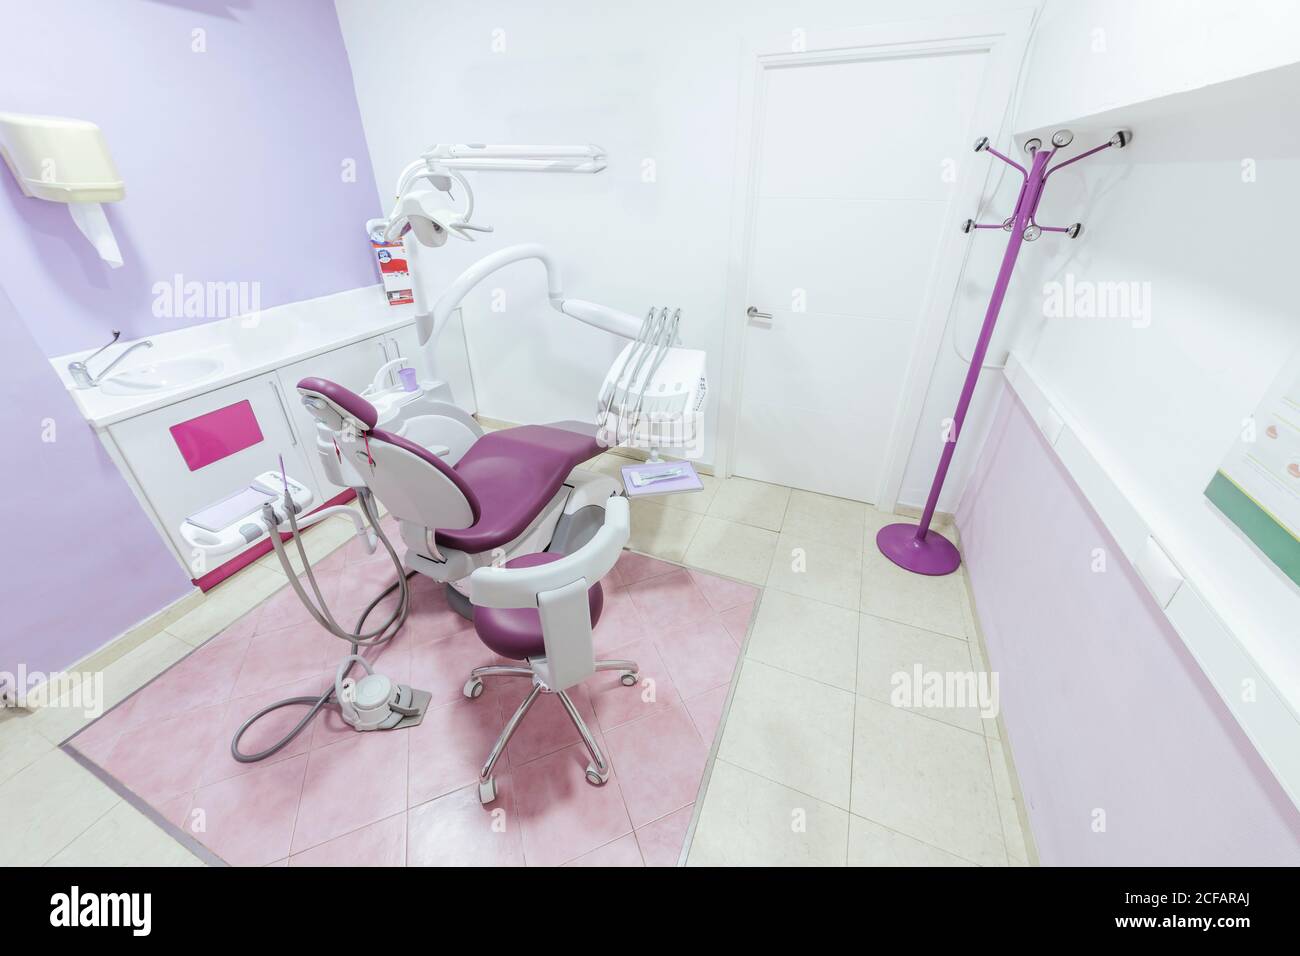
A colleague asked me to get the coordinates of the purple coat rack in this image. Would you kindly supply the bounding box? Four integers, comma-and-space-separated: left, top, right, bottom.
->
877, 128, 1130, 576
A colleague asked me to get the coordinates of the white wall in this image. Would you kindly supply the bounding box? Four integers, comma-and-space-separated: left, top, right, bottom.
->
336, 0, 1300, 535
334, 0, 1033, 488
976, 0, 1300, 709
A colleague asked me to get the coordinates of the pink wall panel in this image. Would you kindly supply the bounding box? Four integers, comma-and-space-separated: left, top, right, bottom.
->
956, 381, 1300, 865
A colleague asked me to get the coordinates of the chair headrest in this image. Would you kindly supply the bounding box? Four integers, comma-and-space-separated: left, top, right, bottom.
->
297, 377, 378, 431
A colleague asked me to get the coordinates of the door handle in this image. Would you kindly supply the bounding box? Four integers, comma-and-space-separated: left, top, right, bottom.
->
747, 306, 773, 322
269, 380, 298, 446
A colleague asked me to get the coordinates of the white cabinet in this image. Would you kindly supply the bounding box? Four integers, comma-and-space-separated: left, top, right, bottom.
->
102, 317, 479, 580
107, 371, 319, 579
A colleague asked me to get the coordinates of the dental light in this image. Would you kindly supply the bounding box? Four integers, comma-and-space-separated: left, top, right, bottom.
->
367, 142, 606, 245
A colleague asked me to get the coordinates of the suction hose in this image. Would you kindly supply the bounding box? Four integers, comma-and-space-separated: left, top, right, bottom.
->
230, 488, 413, 762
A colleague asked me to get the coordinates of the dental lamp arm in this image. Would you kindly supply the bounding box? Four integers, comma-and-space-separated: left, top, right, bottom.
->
417, 243, 643, 347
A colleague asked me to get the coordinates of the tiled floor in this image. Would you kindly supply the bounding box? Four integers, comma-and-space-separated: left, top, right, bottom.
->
0, 455, 1032, 867
55, 510, 756, 867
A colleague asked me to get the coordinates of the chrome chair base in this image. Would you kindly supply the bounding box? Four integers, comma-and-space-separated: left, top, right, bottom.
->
464, 659, 639, 804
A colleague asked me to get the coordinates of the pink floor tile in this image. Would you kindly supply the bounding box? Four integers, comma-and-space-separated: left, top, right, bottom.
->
255, 570, 343, 634
653, 616, 741, 700
717, 601, 755, 642
407, 697, 509, 806
233, 622, 334, 697
332, 559, 407, 615
401, 577, 479, 642
512, 740, 633, 867
407, 777, 525, 867
117, 634, 251, 733
407, 629, 502, 708
564, 833, 644, 867
603, 704, 707, 828
592, 585, 649, 656
61, 546, 760, 868
683, 684, 730, 746
627, 569, 714, 629
207, 608, 262, 648
200, 676, 323, 785
290, 812, 407, 867
190, 754, 307, 866
635, 804, 694, 867
689, 569, 760, 612
588, 638, 681, 731
101, 702, 226, 804
614, 551, 679, 586
156, 792, 195, 832
498, 681, 601, 767
341, 515, 400, 567
291, 729, 408, 853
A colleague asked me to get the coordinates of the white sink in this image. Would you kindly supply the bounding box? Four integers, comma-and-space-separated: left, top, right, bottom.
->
100, 356, 224, 396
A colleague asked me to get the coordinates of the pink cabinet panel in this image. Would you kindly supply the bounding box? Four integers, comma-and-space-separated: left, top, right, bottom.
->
169, 399, 264, 471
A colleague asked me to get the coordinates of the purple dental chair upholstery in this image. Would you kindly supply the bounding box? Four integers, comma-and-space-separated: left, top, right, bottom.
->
296, 377, 604, 557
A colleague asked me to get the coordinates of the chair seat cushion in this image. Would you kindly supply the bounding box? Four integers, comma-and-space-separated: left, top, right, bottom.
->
434, 422, 604, 555
472, 552, 604, 660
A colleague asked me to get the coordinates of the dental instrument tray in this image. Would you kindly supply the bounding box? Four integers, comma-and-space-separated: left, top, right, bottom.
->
597, 306, 707, 456
179, 472, 314, 556
619, 460, 704, 498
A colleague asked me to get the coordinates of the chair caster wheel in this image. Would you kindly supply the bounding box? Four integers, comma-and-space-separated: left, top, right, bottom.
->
463, 678, 484, 700
478, 776, 498, 804
619, 671, 639, 687
585, 764, 609, 787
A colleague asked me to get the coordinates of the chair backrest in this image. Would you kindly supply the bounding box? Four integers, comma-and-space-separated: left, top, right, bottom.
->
469, 496, 629, 690
297, 377, 481, 550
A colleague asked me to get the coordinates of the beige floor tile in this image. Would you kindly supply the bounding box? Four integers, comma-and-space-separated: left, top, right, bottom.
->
658, 472, 719, 515
847, 816, 975, 867
746, 590, 858, 691
165, 564, 287, 647
863, 508, 956, 543
688, 759, 848, 866
77, 590, 203, 675
32, 632, 193, 746
766, 533, 862, 610
0, 750, 120, 866
47, 801, 206, 867
851, 697, 1005, 866
783, 490, 867, 550
857, 614, 983, 734
627, 497, 702, 563
683, 517, 778, 586
860, 547, 968, 639
706, 476, 790, 531
988, 737, 1030, 864
719, 659, 855, 808
0, 717, 54, 787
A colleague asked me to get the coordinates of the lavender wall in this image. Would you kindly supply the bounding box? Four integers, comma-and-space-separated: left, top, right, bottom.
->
0, 0, 380, 676
957, 381, 1300, 865
0, 0, 381, 358
0, 287, 191, 678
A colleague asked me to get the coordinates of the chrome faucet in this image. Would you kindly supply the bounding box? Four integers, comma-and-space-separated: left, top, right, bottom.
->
68, 330, 154, 389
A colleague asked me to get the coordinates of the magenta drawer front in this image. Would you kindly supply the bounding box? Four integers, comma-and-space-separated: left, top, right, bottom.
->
169, 400, 265, 471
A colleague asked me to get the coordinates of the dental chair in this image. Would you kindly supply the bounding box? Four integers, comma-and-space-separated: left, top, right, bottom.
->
296, 377, 622, 610
465, 496, 637, 804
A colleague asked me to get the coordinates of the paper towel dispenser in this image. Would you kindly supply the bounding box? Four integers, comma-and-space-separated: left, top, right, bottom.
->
0, 112, 126, 267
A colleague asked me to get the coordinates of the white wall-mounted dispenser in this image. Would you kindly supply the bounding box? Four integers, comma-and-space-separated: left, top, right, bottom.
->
0, 112, 126, 268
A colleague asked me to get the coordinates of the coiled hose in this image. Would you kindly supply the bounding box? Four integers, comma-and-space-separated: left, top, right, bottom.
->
230, 487, 412, 762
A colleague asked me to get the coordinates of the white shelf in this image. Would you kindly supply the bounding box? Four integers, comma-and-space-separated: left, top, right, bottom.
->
1004, 352, 1300, 812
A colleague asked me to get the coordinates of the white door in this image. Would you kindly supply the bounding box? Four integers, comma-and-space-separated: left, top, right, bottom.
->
733, 39, 995, 503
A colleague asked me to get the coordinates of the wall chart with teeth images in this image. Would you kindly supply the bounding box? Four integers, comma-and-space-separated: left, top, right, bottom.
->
1206, 346, 1300, 587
